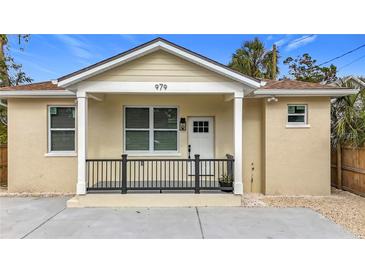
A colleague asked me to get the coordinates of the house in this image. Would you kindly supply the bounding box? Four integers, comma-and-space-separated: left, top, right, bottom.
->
0, 38, 356, 198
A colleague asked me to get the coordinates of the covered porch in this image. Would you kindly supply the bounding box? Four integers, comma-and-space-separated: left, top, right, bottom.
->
76, 92, 245, 195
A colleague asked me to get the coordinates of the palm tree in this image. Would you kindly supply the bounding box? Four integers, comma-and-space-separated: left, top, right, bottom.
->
331, 78, 365, 188
228, 37, 279, 79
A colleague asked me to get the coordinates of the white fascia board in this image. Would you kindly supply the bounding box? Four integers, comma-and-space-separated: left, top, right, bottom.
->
58, 41, 261, 89
77, 81, 244, 94
253, 89, 358, 97
0, 90, 76, 98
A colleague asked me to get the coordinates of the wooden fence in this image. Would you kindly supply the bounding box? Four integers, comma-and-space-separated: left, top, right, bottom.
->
331, 146, 365, 197
0, 144, 7, 187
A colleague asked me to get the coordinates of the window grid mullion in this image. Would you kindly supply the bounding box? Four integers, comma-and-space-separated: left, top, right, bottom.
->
50, 128, 76, 131
150, 107, 154, 152
153, 128, 178, 131
125, 128, 150, 131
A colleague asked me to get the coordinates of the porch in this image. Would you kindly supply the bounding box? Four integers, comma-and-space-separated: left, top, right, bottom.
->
76, 93, 244, 195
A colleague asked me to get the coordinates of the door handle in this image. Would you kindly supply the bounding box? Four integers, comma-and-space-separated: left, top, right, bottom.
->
188, 145, 191, 159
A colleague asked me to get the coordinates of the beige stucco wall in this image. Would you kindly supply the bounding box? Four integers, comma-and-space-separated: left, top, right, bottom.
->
264, 97, 331, 195
8, 98, 77, 193
243, 99, 264, 193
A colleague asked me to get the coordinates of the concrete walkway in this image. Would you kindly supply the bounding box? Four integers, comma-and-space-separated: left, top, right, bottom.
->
0, 197, 353, 239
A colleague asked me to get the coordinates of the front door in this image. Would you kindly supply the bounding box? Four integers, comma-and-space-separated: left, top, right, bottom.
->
188, 117, 214, 159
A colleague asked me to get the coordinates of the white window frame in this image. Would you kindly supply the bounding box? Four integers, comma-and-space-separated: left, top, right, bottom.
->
123, 106, 180, 155
287, 104, 309, 127
47, 105, 77, 155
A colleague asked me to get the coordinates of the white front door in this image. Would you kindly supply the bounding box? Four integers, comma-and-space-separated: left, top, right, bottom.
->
188, 117, 214, 159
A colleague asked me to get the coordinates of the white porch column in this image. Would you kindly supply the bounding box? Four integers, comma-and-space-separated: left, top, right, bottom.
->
76, 91, 87, 195
233, 91, 244, 195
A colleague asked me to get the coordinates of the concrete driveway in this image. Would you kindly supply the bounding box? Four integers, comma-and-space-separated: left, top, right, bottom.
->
0, 197, 353, 239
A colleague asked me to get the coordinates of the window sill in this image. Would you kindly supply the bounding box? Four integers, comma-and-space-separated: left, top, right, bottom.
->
126, 152, 182, 157
45, 152, 77, 157
286, 124, 311, 129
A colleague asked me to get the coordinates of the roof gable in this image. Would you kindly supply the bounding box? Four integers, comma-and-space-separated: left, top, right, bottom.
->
88, 50, 232, 82
57, 37, 261, 88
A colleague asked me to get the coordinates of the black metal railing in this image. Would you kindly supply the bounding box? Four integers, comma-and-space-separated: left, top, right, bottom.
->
86, 154, 234, 193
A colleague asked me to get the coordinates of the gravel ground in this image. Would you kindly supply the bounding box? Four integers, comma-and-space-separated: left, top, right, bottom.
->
259, 188, 365, 239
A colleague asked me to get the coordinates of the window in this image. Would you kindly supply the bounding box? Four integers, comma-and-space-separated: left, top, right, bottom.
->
124, 106, 178, 153
287, 105, 307, 125
48, 106, 76, 152
193, 121, 209, 133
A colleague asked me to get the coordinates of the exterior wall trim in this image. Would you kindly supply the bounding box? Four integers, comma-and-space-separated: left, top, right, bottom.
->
0, 90, 76, 98
253, 89, 357, 97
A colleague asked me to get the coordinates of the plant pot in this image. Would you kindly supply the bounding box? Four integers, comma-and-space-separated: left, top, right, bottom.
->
219, 181, 233, 192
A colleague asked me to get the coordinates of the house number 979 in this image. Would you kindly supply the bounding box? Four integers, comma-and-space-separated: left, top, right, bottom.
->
155, 83, 168, 91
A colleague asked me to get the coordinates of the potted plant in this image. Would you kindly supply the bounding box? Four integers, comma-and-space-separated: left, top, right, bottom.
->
219, 174, 233, 192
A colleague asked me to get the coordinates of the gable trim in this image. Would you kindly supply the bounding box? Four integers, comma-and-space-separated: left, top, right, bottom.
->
58, 38, 261, 89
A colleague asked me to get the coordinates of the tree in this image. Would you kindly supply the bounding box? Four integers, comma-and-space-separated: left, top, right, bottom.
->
331, 80, 365, 147
0, 34, 32, 87
228, 37, 279, 79
283, 53, 338, 83
331, 78, 365, 188
0, 34, 32, 144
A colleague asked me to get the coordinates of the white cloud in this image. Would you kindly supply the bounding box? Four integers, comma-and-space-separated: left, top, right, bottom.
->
266, 35, 273, 41
274, 36, 291, 47
286, 35, 317, 51
120, 34, 139, 44
55, 35, 94, 60
16, 57, 58, 76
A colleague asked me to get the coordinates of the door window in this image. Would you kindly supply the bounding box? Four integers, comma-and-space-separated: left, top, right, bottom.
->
193, 121, 209, 133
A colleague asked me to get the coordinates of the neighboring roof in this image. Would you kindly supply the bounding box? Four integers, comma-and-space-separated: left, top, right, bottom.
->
261, 79, 346, 90
57, 37, 262, 88
0, 81, 64, 91
341, 76, 365, 88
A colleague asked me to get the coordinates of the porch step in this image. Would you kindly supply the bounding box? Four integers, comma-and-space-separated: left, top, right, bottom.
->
67, 193, 242, 208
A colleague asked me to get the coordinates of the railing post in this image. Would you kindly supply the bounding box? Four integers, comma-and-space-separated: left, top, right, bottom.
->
226, 154, 234, 180
121, 154, 127, 194
194, 154, 200, 194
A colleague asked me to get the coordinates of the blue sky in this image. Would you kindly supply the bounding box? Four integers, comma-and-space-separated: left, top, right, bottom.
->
8, 34, 365, 82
